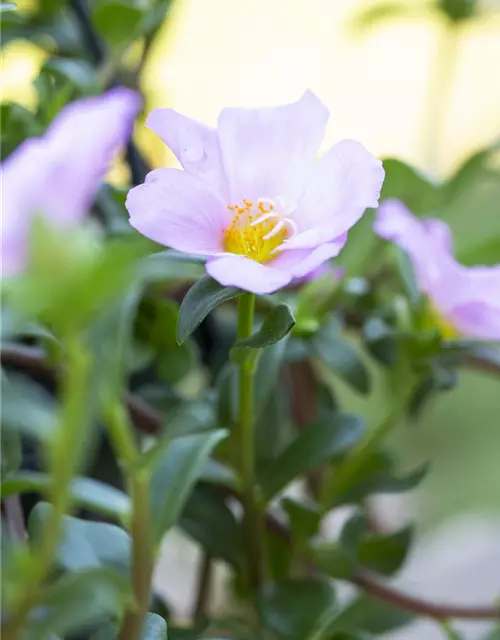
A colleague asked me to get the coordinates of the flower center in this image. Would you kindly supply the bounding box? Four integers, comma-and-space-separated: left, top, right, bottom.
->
426, 302, 459, 340
223, 197, 296, 263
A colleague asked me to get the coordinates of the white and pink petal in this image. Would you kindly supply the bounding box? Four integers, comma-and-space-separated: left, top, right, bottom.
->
126, 168, 230, 255
146, 108, 227, 197
286, 139, 384, 249
217, 90, 329, 206
206, 254, 293, 294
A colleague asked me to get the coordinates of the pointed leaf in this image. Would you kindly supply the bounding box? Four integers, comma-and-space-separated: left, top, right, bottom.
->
260, 412, 366, 500
91, 613, 168, 639
358, 525, 413, 576
257, 578, 336, 640
236, 304, 295, 348
331, 596, 413, 635
312, 323, 370, 394
149, 429, 228, 541
1, 372, 57, 441
23, 568, 131, 640
179, 484, 243, 566
177, 275, 241, 344
2, 472, 130, 522
29, 503, 131, 577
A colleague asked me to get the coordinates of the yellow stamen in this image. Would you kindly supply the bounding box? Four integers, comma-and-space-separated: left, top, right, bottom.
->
426, 302, 460, 339
223, 199, 287, 263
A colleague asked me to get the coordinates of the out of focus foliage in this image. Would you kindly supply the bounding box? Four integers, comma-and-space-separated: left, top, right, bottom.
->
1, 1, 500, 640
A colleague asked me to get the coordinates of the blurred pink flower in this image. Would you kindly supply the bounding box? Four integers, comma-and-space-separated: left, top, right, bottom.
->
1, 88, 141, 278
374, 199, 500, 340
126, 91, 384, 294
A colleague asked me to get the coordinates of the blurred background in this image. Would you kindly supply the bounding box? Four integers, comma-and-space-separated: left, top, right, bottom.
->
2, 0, 500, 637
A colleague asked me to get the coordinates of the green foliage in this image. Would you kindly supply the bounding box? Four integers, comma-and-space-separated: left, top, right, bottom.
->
235, 303, 296, 349
148, 430, 228, 542
260, 412, 366, 500
91, 613, 168, 638
312, 320, 371, 394
331, 596, 413, 635
177, 275, 241, 344
2, 1, 499, 636
179, 484, 243, 566
23, 568, 132, 639
257, 578, 336, 640
29, 502, 131, 576
91, 0, 144, 48
1, 372, 57, 441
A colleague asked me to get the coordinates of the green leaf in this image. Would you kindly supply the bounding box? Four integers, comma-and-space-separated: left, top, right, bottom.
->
266, 525, 294, 582
23, 568, 132, 640
357, 525, 413, 575
1, 472, 130, 522
0, 102, 43, 160
310, 511, 366, 580
311, 514, 412, 580
179, 484, 243, 566
342, 458, 430, 503
138, 250, 206, 284
91, 613, 168, 639
29, 503, 131, 577
350, 1, 433, 32
92, 0, 143, 48
260, 412, 366, 500
41, 58, 96, 94
312, 323, 370, 394
381, 158, 442, 213
149, 430, 228, 542
282, 498, 322, 547
1, 372, 56, 441
438, 144, 500, 264
136, 297, 196, 384
330, 596, 413, 636
235, 304, 295, 348
254, 334, 290, 416
254, 378, 293, 467
199, 458, 238, 488
310, 541, 357, 580
362, 318, 398, 367
257, 578, 336, 640
439, 0, 477, 22
177, 275, 241, 344
1, 427, 21, 481
69, 477, 131, 523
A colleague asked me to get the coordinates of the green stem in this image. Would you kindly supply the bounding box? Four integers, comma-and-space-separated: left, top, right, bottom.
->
119, 473, 153, 640
3, 337, 90, 640
106, 404, 153, 640
236, 293, 265, 589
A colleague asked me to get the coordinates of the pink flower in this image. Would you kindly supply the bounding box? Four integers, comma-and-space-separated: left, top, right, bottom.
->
126, 91, 384, 294
374, 199, 500, 340
1, 88, 141, 278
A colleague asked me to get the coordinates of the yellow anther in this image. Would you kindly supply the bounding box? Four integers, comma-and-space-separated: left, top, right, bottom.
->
224, 198, 288, 263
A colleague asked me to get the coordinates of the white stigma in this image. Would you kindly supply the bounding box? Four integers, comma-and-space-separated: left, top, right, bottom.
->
250, 196, 298, 242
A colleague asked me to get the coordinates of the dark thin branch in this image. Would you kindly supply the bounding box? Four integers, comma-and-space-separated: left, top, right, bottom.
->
192, 553, 212, 624
462, 354, 500, 378
69, 0, 106, 65
353, 570, 500, 621
3, 496, 27, 542
3, 345, 500, 621
68, 0, 150, 185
